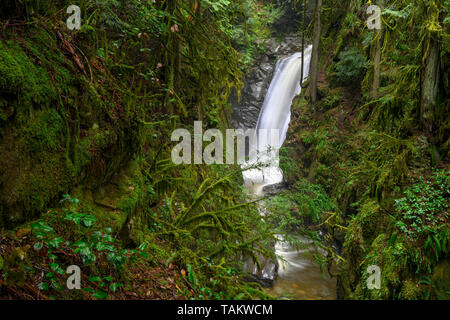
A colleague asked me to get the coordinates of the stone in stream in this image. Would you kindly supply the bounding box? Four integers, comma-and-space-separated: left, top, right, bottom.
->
242, 252, 279, 288
262, 182, 287, 195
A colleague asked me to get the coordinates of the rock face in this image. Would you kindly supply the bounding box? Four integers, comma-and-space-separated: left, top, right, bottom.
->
231, 34, 305, 131
262, 182, 287, 195
243, 254, 278, 288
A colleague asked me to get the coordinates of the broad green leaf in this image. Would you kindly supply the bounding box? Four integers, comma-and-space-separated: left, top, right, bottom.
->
89, 276, 102, 283
93, 290, 108, 299
110, 283, 122, 292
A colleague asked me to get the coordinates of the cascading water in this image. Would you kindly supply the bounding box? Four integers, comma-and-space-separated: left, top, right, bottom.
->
242, 46, 336, 299
242, 46, 312, 195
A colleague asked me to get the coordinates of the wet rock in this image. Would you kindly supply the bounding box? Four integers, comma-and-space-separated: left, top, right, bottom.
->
231, 33, 305, 131
242, 252, 279, 288
242, 274, 275, 288
259, 62, 273, 75
262, 182, 287, 195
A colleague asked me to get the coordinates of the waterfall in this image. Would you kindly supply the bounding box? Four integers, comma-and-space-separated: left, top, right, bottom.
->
243, 45, 313, 195
240, 46, 335, 299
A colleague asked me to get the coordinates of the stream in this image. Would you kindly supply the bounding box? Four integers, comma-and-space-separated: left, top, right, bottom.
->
266, 236, 336, 299
241, 46, 336, 300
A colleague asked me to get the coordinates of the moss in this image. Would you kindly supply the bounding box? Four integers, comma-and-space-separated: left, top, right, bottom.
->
21, 109, 65, 153
0, 33, 70, 225
323, 88, 344, 110
432, 260, 450, 300
2, 247, 31, 287
352, 200, 386, 244
0, 40, 56, 111
0, 25, 141, 228
67, 160, 148, 247
347, 233, 412, 299
400, 279, 423, 300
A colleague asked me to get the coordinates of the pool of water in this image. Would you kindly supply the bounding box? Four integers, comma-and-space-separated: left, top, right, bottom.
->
265, 236, 336, 300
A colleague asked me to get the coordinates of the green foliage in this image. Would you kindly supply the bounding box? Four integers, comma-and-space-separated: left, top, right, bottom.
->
22, 110, 65, 153
0, 40, 56, 108
136, 151, 276, 299
282, 0, 449, 300
231, 0, 285, 70
27, 195, 145, 299
353, 131, 421, 200
264, 178, 339, 247
353, 233, 410, 299
186, 263, 198, 289
333, 48, 368, 86
384, 4, 412, 20
394, 170, 450, 271
83, 0, 170, 37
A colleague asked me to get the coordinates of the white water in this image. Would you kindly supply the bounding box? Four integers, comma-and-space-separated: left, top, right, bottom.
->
241, 46, 335, 299
242, 46, 312, 195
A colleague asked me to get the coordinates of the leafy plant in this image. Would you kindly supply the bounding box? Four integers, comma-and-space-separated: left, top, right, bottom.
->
30, 195, 148, 299
333, 48, 368, 86
394, 170, 450, 270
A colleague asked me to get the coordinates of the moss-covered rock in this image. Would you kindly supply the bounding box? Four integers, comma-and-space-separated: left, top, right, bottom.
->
0, 24, 143, 228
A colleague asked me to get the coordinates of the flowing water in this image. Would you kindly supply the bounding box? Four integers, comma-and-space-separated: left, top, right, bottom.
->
265, 236, 336, 300
242, 46, 336, 299
242, 47, 312, 196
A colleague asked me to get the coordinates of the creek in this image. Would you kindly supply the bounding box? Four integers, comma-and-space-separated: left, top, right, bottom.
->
241, 46, 336, 299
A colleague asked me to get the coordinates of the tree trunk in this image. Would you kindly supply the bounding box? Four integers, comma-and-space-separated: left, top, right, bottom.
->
165, 0, 178, 115
421, 35, 440, 134
370, 34, 382, 99
370, 0, 383, 99
309, 0, 322, 104
421, 34, 440, 164
300, 0, 307, 88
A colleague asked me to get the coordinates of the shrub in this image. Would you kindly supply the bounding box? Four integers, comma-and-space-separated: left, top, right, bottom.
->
394, 170, 450, 271
333, 48, 368, 86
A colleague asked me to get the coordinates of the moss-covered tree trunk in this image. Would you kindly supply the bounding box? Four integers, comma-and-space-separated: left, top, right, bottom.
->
370, 0, 383, 99
421, 37, 440, 130
420, 1, 441, 164
300, 0, 307, 88
309, 0, 322, 104
165, 0, 179, 115
421, 35, 440, 163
